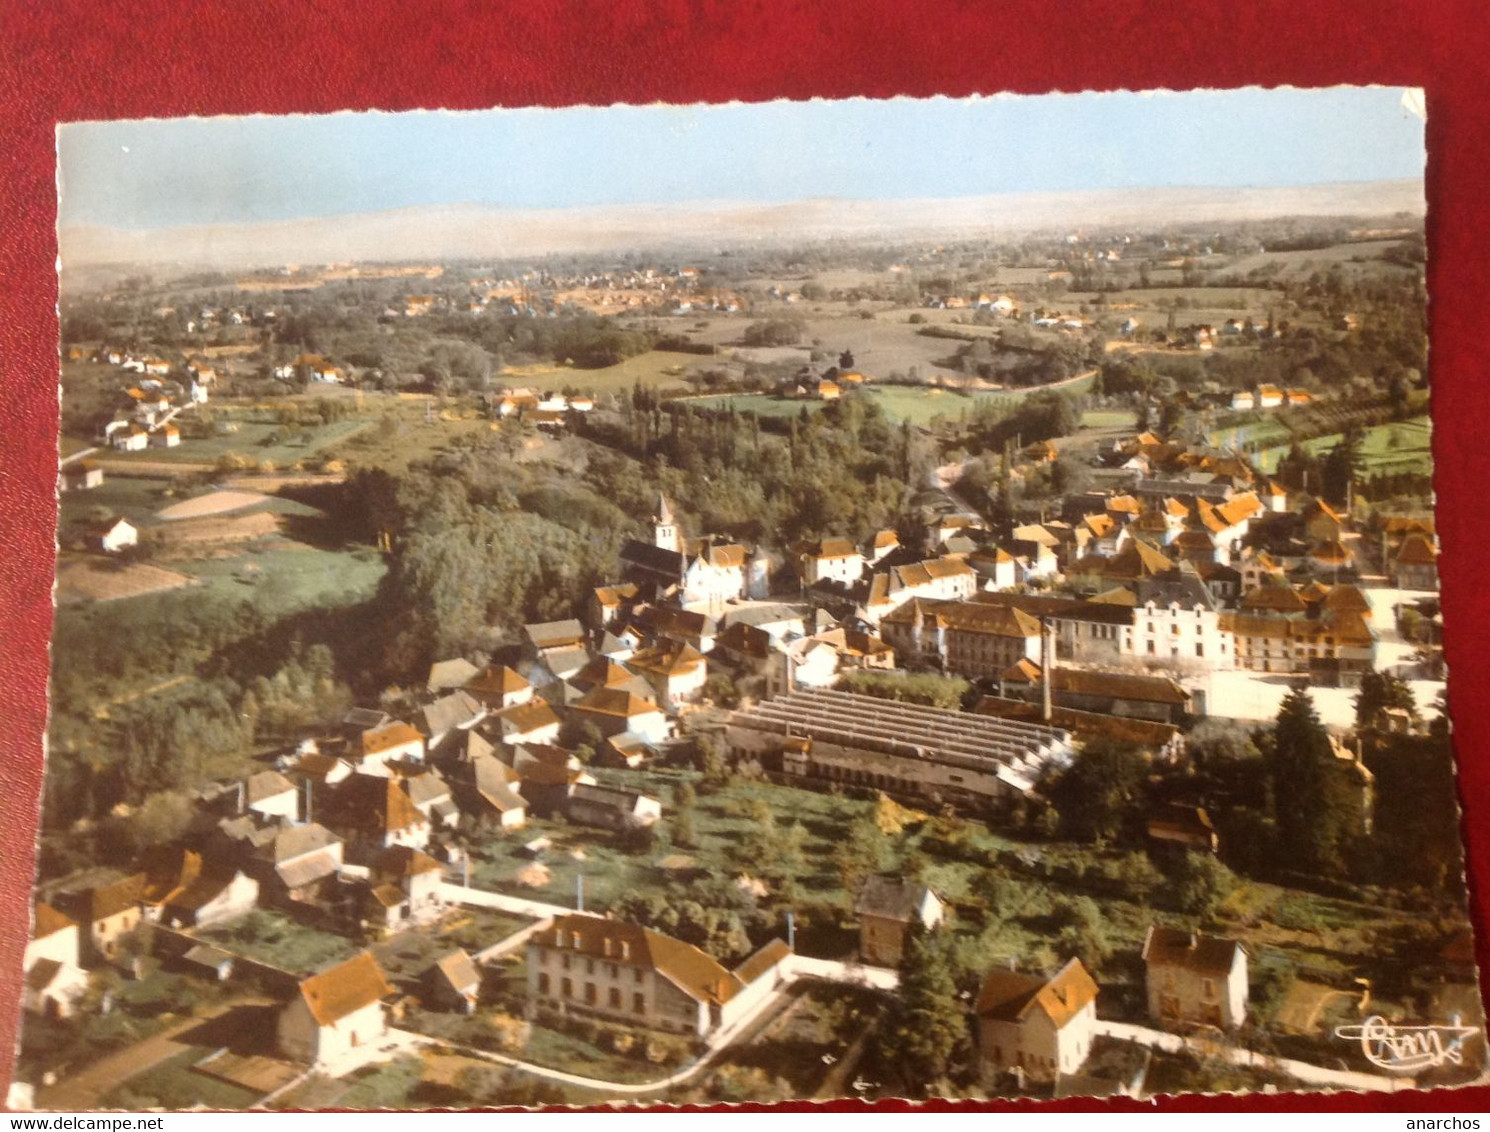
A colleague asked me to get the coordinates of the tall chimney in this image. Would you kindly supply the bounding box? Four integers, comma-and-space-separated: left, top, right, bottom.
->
1040, 617, 1054, 723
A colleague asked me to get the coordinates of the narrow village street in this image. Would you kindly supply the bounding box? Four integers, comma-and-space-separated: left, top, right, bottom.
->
1093, 1019, 1416, 1094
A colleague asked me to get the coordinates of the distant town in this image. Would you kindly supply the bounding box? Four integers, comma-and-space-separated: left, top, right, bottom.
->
18, 209, 1478, 1109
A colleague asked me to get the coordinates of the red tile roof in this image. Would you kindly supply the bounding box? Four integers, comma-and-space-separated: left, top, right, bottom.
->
977, 958, 1097, 1030
297, 952, 393, 1027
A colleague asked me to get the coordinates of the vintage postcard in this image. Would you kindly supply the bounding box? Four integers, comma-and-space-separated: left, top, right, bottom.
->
12, 86, 1481, 1109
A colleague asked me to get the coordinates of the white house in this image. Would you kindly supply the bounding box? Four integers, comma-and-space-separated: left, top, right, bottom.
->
570, 688, 671, 744
565, 783, 663, 832
1129, 570, 1234, 669
320, 774, 431, 862
89, 518, 138, 555
278, 952, 393, 1069
869, 529, 900, 565
977, 958, 1100, 1084
352, 721, 426, 776
788, 638, 839, 689
493, 700, 563, 747
626, 642, 708, 707
22, 904, 89, 1020
365, 846, 446, 928
682, 538, 751, 606
967, 547, 1017, 591
142, 854, 260, 930
245, 770, 299, 821
1142, 926, 1249, 1031
60, 461, 104, 493
464, 664, 533, 710
112, 426, 149, 452
885, 556, 978, 608
798, 537, 865, 587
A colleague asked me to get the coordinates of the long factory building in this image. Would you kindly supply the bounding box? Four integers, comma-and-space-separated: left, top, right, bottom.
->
724, 688, 1073, 810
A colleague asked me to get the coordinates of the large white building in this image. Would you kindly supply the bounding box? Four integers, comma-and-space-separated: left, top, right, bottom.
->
1128, 569, 1234, 670
527, 914, 789, 1038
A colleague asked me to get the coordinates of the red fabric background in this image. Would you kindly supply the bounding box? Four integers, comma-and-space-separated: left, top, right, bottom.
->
3, 0, 1487, 1113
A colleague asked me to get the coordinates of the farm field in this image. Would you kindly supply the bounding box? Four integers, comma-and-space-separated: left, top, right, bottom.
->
1207, 417, 1295, 451
1081, 409, 1140, 429
677, 310, 983, 380
325, 408, 499, 474
173, 544, 385, 608
1221, 239, 1418, 280
1068, 286, 1282, 331
87, 417, 371, 469
59, 476, 179, 527
55, 558, 197, 605
155, 489, 276, 520
688, 377, 1096, 426
1254, 416, 1432, 476
499, 349, 714, 396
790, 316, 971, 379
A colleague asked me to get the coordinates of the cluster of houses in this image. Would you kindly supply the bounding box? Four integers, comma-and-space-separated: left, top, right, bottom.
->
1227, 383, 1313, 412
488, 389, 596, 431
92, 360, 213, 452
850, 874, 1253, 1092
273, 353, 347, 384
785, 429, 1441, 691
17, 838, 1263, 1096
74, 348, 219, 466
401, 265, 746, 320
774, 367, 869, 402
923, 293, 1019, 315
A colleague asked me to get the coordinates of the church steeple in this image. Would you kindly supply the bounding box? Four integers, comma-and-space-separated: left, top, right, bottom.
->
653, 493, 680, 552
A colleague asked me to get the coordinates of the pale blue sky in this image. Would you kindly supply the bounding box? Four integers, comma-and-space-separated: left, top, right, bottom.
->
59, 87, 1424, 229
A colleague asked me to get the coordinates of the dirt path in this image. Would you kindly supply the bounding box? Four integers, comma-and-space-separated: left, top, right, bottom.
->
97, 673, 192, 712
91, 459, 218, 478
36, 997, 272, 1110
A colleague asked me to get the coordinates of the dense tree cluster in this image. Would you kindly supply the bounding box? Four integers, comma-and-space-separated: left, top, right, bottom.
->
585, 387, 923, 547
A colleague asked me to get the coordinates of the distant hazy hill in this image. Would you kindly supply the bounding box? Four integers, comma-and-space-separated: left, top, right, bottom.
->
60, 179, 1424, 273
